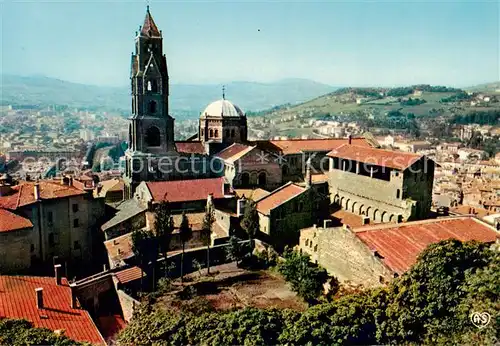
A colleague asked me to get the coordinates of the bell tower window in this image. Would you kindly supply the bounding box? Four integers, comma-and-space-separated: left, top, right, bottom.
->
149, 100, 157, 114
145, 126, 161, 147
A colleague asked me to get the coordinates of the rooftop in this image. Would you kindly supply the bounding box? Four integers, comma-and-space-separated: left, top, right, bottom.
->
354, 217, 499, 274
234, 188, 270, 201
256, 182, 307, 215
201, 99, 244, 118
264, 137, 371, 155
0, 208, 33, 233
0, 181, 86, 210
327, 144, 423, 170
145, 177, 228, 203
217, 143, 254, 161
175, 141, 206, 154
0, 275, 105, 345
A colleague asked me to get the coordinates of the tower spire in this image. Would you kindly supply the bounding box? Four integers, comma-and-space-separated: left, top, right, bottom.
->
141, 4, 160, 37
222, 85, 226, 100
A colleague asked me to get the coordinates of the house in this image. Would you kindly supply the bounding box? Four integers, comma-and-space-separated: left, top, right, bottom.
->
0, 274, 105, 344
328, 144, 435, 223
0, 179, 105, 274
94, 178, 124, 203
298, 217, 499, 287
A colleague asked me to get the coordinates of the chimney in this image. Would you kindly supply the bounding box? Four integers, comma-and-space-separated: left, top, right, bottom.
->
348, 134, 352, 145
35, 287, 44, 309
54, 264, 62, 285
362, 216, 370, 225
34, 183, 40, 201
70, 283, 78, 309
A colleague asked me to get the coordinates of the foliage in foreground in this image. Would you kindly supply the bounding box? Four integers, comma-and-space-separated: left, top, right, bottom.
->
118, 240, 499, 345
0, 319, 85, 346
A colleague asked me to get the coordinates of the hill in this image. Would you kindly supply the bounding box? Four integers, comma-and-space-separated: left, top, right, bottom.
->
253, 84, 500, 138
465, 81, 500, 94
0, 75, 335, 118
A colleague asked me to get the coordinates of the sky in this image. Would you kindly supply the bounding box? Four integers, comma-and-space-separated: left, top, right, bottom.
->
1, 0, 499, 87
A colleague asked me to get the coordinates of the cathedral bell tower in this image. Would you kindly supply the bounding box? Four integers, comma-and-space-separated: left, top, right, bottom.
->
124, 6, 176, 198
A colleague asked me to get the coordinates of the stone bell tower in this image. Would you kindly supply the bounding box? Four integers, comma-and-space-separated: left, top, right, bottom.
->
124, 6, 177, 198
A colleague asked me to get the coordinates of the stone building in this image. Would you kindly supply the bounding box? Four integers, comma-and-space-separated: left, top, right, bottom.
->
327, 144, 435, 223
298, 216, 499, 287
0, 180, 105, 274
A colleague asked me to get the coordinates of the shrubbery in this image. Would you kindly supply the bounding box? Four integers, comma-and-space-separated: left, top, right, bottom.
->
118, 240, 499, 345
0, 319, 84, 346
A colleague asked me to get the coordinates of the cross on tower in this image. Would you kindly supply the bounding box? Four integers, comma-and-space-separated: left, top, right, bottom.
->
222, 85, 226, 100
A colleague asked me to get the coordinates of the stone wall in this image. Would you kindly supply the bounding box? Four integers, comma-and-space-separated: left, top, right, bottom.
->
0, 228, 33, 273
116, 289, 140, 322
233, 148, 282, 190
298, 225, 394, 287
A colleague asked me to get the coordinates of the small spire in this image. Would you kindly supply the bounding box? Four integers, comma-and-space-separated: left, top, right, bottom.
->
222, 85, 226, 100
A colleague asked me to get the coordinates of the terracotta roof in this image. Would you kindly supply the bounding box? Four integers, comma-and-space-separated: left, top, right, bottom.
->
234, 188, 270, 201
327, 144, 423, 170
141, 7, 161, 37
175, 141, 206, 154
0, 208, 33, 232
354, 217, 499, 274
94, 178, 124, 198
0, 275, 105, 345
146, 177, 227, 203
262, 138, 370, 155
104, 233, 134, 266
256, 182, 306, 215
330, 209, 365, 228
451, 205, 493, 218
114, 266, 144, 284
217, 143, 253, 161
0, 181, 86, 210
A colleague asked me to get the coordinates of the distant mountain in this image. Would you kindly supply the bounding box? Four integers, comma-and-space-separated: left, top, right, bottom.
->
0, 75, 335, 118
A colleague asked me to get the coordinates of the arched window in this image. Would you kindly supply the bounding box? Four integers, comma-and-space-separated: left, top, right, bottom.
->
241, 172, 250, 186
209, 129, 214, 138
396, 189, 400, 199
258, 172, 267, 186
128, 124, 132, 146
147, 81, 152, 91
201, 129, 204, 137
231, 129, 236, 137
214, 129, 219, 138
149, 100, 157, 114
145, 126, 161, 147
151, 80, 158, 93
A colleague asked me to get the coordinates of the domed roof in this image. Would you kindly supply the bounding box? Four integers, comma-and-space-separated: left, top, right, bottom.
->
201, 99, 245, 118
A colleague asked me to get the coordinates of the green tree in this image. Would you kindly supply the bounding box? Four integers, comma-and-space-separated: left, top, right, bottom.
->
201, 199, 215, 274
225, 236, 251, 267
131, 229, 158, 291
0, 319, 84, 346
178, 211, 192, 282
240, 200, 259, 243
154, 201, 174, 278
278, 248, 329, 304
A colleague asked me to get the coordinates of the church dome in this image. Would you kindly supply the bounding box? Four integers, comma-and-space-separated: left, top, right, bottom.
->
201, 99, 245, 118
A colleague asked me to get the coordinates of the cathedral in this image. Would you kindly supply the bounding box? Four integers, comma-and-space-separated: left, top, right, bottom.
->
124, 7, 377, 199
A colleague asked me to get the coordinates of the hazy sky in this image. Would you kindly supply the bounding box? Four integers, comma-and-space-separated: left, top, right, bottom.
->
1, 0, 499, 87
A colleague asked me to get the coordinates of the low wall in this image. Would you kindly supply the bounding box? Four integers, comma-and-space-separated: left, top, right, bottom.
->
117, 289, 140, 322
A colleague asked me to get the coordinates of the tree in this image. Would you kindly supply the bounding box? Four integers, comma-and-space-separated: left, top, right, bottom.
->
131, 229, 158, 291
154, 201, 175, 278
278, 248, 329, 304
201, 198, 215, 274
0, 319, 84, 346
178, 211, 192, 282
225, 236, 251, 267
240, 200, 259, 243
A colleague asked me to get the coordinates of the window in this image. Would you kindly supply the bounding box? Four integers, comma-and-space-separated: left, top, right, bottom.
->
73, 241, 81, 250
225, 129, 230, 138
396, 189, 400, 199
305, 239, 309, 246
47, 211, 53, 225
73, 219, 79, 228
209, 129, 214, 137
214, 129, 219, 138
72, 204, 79, 213
148, 100, 157, 114
145, 126, 161, 146
231, 129, 235, 137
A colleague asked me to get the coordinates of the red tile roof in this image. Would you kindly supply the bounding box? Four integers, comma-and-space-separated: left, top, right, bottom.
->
327, 144, 423, 170
264, 138, 371, 155
175, 141, 206, 154
141, 8, 161, 37
146, 177, 227, 203
114, 266, 144, 284
0, 276, 105, 345
256, 182, 306, 215
0, 208, 33, 233
217, 143, 253, 160
0, 181, 86, 210
354, 217, 499, 274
